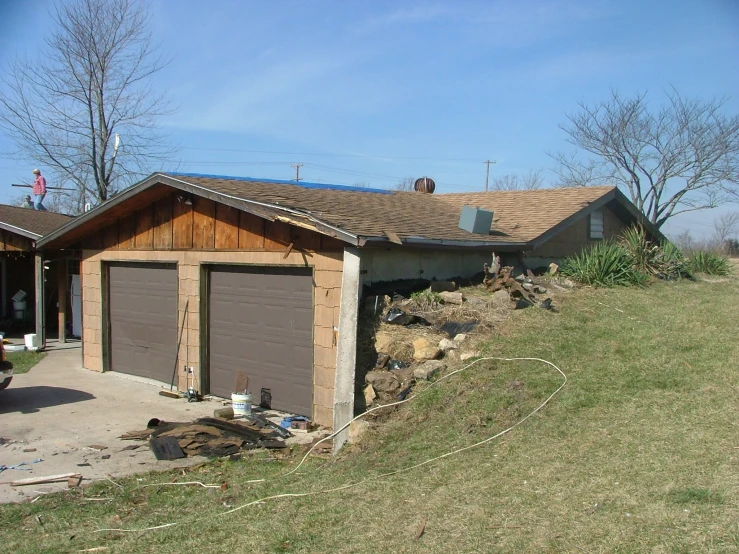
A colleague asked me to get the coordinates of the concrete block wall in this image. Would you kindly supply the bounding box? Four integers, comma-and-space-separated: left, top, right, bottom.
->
80, 249, 343, 427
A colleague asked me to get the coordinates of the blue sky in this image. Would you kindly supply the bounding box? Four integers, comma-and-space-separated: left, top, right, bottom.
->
1, 0, 738, 238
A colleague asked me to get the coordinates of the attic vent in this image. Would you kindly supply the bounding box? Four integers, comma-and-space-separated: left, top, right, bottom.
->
414, 177, 436, 193
459, 206, 494, 235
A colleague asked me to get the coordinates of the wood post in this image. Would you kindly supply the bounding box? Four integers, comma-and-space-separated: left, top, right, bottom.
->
34, 252, 45, 347
58, 260, 68, 343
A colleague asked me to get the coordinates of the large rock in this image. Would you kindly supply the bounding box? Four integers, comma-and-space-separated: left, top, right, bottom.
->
438, 338, 458, 352
365, 370, 400, 393
491, 289, 510, 306
439, 291, 464, 305
413, 360, 446, 381
349, 420, 369, 443
390, 365, 415, 384
460, 351, 481, 361
453, 333, 466, 343
412, 337, 441, 361
374, 331, 394, 353
364, 384, 377, 406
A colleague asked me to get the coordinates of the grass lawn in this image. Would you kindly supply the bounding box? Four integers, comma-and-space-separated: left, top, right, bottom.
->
1, 277, 737, 553
4, 350, 46, 374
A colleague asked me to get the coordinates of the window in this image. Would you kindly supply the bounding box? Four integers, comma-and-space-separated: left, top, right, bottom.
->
590, 210, 604, 239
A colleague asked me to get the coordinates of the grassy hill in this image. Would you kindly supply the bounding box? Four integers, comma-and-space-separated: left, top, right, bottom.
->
2, 277, 737, 553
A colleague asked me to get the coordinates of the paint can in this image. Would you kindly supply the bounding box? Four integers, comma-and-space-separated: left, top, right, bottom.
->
231, 392, 252, 418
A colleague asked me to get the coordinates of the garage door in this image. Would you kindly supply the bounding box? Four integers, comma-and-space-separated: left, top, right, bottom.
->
108, 263, 178, 383
209, 265, 313, 416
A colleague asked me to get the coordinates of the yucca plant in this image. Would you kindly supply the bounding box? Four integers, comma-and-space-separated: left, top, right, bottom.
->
619, 225, 690, 280
687, 251, 731, 276
561, 241, 646, 287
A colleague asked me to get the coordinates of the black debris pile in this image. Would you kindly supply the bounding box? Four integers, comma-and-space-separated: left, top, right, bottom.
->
121, 416, 291, 460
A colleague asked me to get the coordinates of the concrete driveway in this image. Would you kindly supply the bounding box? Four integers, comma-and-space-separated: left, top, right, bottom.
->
0, 342, 219, 504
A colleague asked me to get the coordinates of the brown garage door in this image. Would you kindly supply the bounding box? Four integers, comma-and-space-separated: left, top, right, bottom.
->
208, 265, 313, 416
108, 263, 178, 383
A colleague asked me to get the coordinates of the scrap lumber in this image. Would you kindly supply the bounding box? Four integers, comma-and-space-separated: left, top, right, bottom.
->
9, 473, 82, 487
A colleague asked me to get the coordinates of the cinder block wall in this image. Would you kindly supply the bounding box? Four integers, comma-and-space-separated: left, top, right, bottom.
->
80, 249, 343, 427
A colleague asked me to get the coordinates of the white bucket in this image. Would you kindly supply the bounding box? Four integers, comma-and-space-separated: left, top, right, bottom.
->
231, 392, 252, 418
13, 300, 26, 311
24, 334, 41, 350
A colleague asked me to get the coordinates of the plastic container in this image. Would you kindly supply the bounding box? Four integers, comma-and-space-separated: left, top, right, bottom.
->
24, 334, 41, 350
231, 392, 252, 418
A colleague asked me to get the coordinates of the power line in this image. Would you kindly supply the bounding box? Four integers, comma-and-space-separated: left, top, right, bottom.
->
483, 160, 496, 192
290, 163, 303, 182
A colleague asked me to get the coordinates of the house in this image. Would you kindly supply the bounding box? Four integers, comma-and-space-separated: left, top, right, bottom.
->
37, 172, 662, 440
0, 205, 74, 339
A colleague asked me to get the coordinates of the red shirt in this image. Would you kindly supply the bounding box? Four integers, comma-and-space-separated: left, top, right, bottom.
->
32, 174, 47, 195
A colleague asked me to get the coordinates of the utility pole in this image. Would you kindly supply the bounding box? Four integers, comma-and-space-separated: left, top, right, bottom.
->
483, 160, 496, 192
291, 163, 304, 182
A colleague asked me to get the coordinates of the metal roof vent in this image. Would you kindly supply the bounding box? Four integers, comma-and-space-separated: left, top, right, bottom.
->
458, 206, 493, 235
414, 177, 436, 193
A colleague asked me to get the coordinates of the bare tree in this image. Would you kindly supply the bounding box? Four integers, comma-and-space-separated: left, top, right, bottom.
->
550, 89, 739, 228
393, 176, 415, 191
712, 211, 739, 249
490, 169, 544, 191
0, 0, 175, 212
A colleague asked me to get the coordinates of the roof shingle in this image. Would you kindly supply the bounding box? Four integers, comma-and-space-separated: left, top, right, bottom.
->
0, 204, 74, 238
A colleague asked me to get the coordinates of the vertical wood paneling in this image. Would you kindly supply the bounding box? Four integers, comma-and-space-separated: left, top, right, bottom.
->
293, 227, 321, 251
214, 204, 240, 249
102, 222, 119, 250
264, 220, 292, 250
192, 196, 215, 249
152, 195, 174, 249
134, 205, 154, 249
320, 235, 345, 250
118, 213, 136, 249
238, 212, 265, 249
172, 196, 194, 249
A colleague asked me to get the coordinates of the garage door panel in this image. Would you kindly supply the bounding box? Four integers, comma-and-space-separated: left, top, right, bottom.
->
209, 265, 314, 415
108, 263, 177, 384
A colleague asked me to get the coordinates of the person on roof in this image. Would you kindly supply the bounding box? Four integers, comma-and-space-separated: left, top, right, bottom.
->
32, 168, 47, 211
21, 195, 33, 209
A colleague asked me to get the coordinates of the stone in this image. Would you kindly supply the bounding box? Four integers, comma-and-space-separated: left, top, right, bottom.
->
533, 285, 547, 294
374, 331, 394, 353
548, 262, 559, 275
391, 365, 415, 384
413, 360, 446, 381
429, 281, 458, 293
439, 291, 464, 305
460, 351, 481, 361
365, 370, 400, 393
491, 290, 510, 306
465, 296, 487, 306
453, 333, 466, 343
349, 420, 369, 443
412, 337, 441, 361
438, 338, 457, 352
522, 282, 533, 292
375, 353, 390, 369
364, 384, 377, 406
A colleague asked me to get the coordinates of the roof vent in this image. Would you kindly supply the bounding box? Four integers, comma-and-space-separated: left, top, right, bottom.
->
458, 206, 493, 235
414, 177, 435, 193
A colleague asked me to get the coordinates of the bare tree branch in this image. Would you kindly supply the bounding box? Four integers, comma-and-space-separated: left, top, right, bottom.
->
549, 89, 739, 228
0, 0, 177, 213
489, 169, 544, 191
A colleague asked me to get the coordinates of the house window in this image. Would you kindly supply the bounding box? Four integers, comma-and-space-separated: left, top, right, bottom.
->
590, 210, 604, 239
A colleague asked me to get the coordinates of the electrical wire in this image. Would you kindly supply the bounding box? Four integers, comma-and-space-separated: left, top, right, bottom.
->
93, 356, 566, 533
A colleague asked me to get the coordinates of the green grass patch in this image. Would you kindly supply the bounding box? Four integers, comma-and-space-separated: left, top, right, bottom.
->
5, 350, 46, 374
1, 278, 738, 553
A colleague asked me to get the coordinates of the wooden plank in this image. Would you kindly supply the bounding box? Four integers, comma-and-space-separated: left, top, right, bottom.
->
57, 260, 68, 343
102, 222, 119, 250
4, 231, 32, 252
320, 235, 346, 250
192, 196, 215, 249
293, 228, 321, 252
153, 195, 174, 250
264, 220, 292, 250
238, 212, 265, 249
0, 230, 5, 251
9, 473, 81, 487
134, 205, 154, 249
172, 196, 194, 249
214, 204, 240, 249
383, 230, 403, 245
118, 213, 136, 249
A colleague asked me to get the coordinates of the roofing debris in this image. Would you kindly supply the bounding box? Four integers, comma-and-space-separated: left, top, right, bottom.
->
120, 415, 293, 461
483, 261, 556, 311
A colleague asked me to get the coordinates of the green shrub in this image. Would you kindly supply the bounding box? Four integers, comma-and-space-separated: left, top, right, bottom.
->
687, 251, 731, 275
410, 289, 442, 309
620, 225, 690, 280
560, 241, 647, 287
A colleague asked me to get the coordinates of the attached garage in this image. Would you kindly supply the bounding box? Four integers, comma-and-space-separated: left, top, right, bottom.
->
207, 265, 314, 415
107, 262, 178, 384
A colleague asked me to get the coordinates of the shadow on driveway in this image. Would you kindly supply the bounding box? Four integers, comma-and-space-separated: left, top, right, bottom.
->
0, 386, 95, 414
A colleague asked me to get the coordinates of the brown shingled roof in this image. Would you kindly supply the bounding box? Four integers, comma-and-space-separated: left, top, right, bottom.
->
0, 204, 74, 238
39, 173, 641, 249
171, 175, 616, 244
